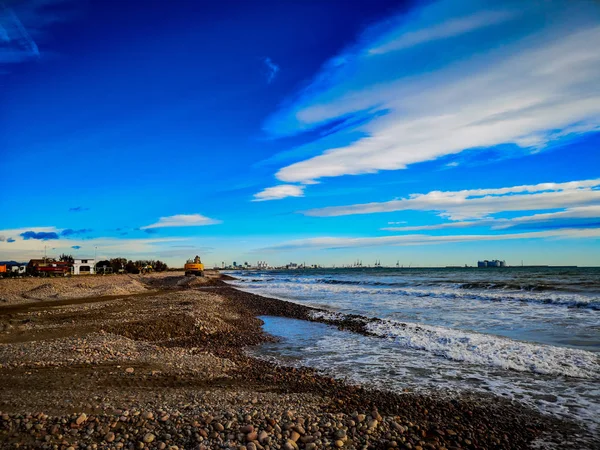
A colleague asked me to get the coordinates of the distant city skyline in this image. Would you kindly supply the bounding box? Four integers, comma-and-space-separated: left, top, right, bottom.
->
1, 0, 599, 267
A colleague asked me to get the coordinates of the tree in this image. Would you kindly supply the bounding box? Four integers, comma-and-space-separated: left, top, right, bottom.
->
59, 254, 74, 264
125, 260, 140, 274
154, 260, 168, 271
110, 258, 127, 273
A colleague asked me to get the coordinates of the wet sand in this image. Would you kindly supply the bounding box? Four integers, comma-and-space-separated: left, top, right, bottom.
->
0, 271, 594, 449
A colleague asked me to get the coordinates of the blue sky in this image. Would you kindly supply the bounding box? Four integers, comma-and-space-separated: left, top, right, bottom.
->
1, 0, 599, 267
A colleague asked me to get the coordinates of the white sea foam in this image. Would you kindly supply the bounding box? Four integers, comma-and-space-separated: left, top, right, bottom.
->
365, 318, 600, 379
309, 310, 346, 321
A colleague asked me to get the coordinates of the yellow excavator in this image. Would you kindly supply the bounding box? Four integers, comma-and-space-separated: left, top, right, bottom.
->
184, 255, 205, 276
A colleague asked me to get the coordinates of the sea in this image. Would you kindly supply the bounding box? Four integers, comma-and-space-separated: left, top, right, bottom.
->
225, 267, 600, 435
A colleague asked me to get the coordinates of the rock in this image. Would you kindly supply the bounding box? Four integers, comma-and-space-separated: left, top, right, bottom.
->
283, 443, 295, 450
143, 412, 154, 420
240, 425, 254, 433
75, 413, 87, 425
105, 432, 115, 442
143, 433, 155, 443
335, 440, 344, 447
125, 367, 134, 373
292, 425, 305, 435
305, 444, 317, 450
247, 431, 258, 441
368, 419, 378, 429
290, 431, 301, 442
258, 430, 268, 443
357, 414, 366, 423
247, 443, 257, 450
214, 422, 225, 432
335, 430, 346, 439
160, 414, 170, 422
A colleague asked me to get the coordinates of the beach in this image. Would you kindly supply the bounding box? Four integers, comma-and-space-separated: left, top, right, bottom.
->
0, 271, 595, 449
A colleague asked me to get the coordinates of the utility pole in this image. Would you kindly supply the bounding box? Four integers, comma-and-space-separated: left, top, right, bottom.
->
94, 246, 98, 274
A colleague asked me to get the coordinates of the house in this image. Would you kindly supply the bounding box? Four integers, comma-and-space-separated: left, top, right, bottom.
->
73, 258, 95, 275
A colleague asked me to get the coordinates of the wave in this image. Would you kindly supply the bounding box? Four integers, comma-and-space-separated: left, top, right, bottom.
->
308, 311, 600, 379
309, 276, 600, 295
234, 278, 600, 310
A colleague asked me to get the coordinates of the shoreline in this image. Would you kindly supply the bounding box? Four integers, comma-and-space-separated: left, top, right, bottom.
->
0, 272, 596, 449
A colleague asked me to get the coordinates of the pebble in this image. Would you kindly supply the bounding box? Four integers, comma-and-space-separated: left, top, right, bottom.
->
75, 413, 87, 425
143, 432, 155, 443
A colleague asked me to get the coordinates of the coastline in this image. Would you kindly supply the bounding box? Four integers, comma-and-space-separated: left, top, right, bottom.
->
0, 272, 595, 449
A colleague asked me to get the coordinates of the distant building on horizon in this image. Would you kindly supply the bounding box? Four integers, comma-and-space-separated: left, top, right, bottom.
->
478, 260, 506, 268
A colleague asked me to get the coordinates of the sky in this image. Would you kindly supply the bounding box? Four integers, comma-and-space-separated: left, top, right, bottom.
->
1, 0, 599, 268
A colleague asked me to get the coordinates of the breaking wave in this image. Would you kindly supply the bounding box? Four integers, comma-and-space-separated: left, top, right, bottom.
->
309, 311, 600, 379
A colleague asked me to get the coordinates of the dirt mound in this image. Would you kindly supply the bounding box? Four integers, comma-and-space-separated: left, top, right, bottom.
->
106, 313, 200, 342
25, 283, 62, 299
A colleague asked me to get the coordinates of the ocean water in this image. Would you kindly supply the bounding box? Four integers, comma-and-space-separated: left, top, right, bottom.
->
226, 267, 600, 433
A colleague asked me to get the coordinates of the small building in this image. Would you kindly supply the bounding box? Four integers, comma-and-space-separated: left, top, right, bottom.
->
73, 258, 95, 275
11, 265, 26, 274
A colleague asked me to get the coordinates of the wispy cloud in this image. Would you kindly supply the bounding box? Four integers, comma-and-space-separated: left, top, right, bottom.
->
382, 206, 600, 231
68, 206, 89, 212
0, 228, 189, 261
253, 184, 305, 201
305, 179, 600, 220
260, 228, 600, 252
262, 0, 600, 185
1, 0, 80, 69
264, 57, 279, 83
60, 228, 92, 237
368, 10, 516, 55
140, 214, 221, 229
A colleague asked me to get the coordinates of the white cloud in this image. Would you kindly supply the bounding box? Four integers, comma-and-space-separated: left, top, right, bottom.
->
253, 185, 305, 202
0, 229, 188, 261
263, 0, 600, 184
382, 206, 600, 231
305, 178, 600, 220
368, 10, 516, 55
261, 228, 600, 252
140, 214, 221, 229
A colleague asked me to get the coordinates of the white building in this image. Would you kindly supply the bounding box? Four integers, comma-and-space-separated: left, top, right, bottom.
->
73, 258, 95, 275
10, 265, 26, 274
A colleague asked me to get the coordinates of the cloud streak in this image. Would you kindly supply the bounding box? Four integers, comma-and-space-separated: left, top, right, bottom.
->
253, 185, 305, 202
262, 0, 600, 186
260, 228, 600, 252
140, 214, 221, 229
305, 178, 600, 220
60, 228, 92, 237
1, 0, 81, 69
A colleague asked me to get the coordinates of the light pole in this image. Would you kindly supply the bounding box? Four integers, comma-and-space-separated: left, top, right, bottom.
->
94, 246, 97, 274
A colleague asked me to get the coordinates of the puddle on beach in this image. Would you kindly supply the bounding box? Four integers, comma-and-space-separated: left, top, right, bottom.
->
250, 316, 600, 433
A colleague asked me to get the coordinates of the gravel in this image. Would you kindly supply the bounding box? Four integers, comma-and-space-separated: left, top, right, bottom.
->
0, 271, 595, 449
